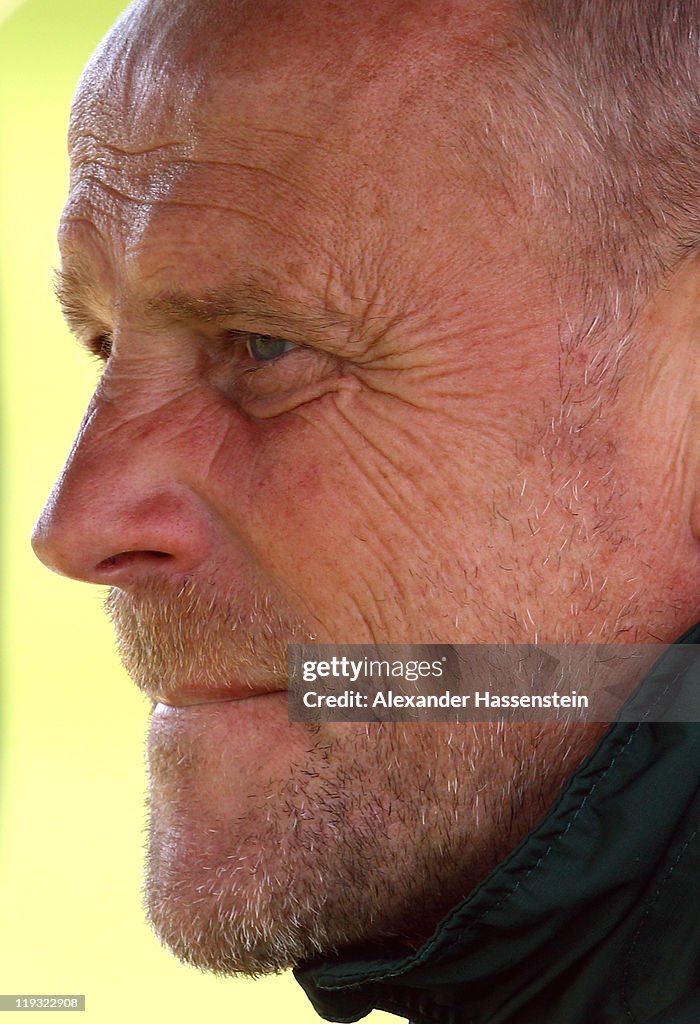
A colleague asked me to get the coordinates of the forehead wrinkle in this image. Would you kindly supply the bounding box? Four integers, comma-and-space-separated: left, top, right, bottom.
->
69, 132, 184, 162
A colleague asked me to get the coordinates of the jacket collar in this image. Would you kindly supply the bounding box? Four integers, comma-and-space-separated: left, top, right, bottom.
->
295, 624, 700, 1024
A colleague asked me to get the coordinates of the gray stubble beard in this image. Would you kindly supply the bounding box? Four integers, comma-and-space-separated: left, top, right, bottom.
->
144, 713, 602, 975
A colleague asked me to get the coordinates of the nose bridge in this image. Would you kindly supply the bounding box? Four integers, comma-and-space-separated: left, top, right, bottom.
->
93, 337, 189, 415
55, 368, 177, 503
31, 370, 214, 584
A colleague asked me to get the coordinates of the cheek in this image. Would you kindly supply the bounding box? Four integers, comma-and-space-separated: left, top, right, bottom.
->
202, 393, 431, 626
195, 388, 524, 638
246, 408, 388, 581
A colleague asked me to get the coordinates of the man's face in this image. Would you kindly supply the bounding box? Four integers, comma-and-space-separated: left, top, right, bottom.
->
32, 0, 661, 973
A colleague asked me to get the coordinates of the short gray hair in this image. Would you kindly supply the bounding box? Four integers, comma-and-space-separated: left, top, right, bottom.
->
507, 0, 700, 322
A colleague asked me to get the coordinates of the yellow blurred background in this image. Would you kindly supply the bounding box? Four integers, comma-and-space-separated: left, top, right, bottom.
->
0, 2, 392, 1020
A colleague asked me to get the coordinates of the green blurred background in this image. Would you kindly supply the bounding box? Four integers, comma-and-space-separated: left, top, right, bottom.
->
0, 2, 392, 1020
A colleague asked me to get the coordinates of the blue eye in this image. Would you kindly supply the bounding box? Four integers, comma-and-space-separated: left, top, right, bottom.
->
246, 334, 297, 362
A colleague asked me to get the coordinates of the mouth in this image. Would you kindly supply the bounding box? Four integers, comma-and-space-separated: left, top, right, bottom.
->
152, 685, 286, 709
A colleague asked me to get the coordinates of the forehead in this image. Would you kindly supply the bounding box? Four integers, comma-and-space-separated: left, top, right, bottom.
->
62, 0, 519, 312
68, 0, 516, 169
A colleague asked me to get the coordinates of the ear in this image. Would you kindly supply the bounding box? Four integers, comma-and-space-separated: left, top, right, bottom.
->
664, 260, 700, 549
690, 397, 700, 545
626, 254, 700, 554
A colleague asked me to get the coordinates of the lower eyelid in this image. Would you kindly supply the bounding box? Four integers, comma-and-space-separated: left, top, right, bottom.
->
243, 350, 297, 374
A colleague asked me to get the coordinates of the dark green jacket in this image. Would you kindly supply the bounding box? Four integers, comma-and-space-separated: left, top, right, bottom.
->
295, 625, 700, 1024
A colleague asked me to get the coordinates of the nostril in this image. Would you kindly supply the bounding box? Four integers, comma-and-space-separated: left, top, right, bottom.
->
96, 550, 172, 572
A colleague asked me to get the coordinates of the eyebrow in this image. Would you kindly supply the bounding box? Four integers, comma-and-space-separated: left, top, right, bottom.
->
54, 262, 355, 345
54, 264, 110, 339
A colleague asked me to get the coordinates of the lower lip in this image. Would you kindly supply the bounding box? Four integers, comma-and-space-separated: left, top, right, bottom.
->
149, 692, 295, 756
147, 692, 303, 802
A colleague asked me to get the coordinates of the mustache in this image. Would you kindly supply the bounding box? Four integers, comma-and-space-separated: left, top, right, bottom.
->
105, 578, 316, 703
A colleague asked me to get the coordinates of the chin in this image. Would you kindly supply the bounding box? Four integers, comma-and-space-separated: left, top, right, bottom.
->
145, 833, 327, 976
143, 708, 392, 975
143, 765, 401, 976
143, 705, 341, 974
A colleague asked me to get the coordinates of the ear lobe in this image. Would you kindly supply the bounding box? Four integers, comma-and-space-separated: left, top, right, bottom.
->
690, 402, 700, 545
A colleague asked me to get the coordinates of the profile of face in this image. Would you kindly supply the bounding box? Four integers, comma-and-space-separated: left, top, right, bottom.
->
31, 0, 700, 976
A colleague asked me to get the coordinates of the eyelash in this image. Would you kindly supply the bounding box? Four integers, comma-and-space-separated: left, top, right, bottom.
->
89, 333, 112, 361
86, 331, 299, 367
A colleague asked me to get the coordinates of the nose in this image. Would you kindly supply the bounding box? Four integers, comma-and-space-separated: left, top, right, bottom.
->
31, 385, 214, 587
